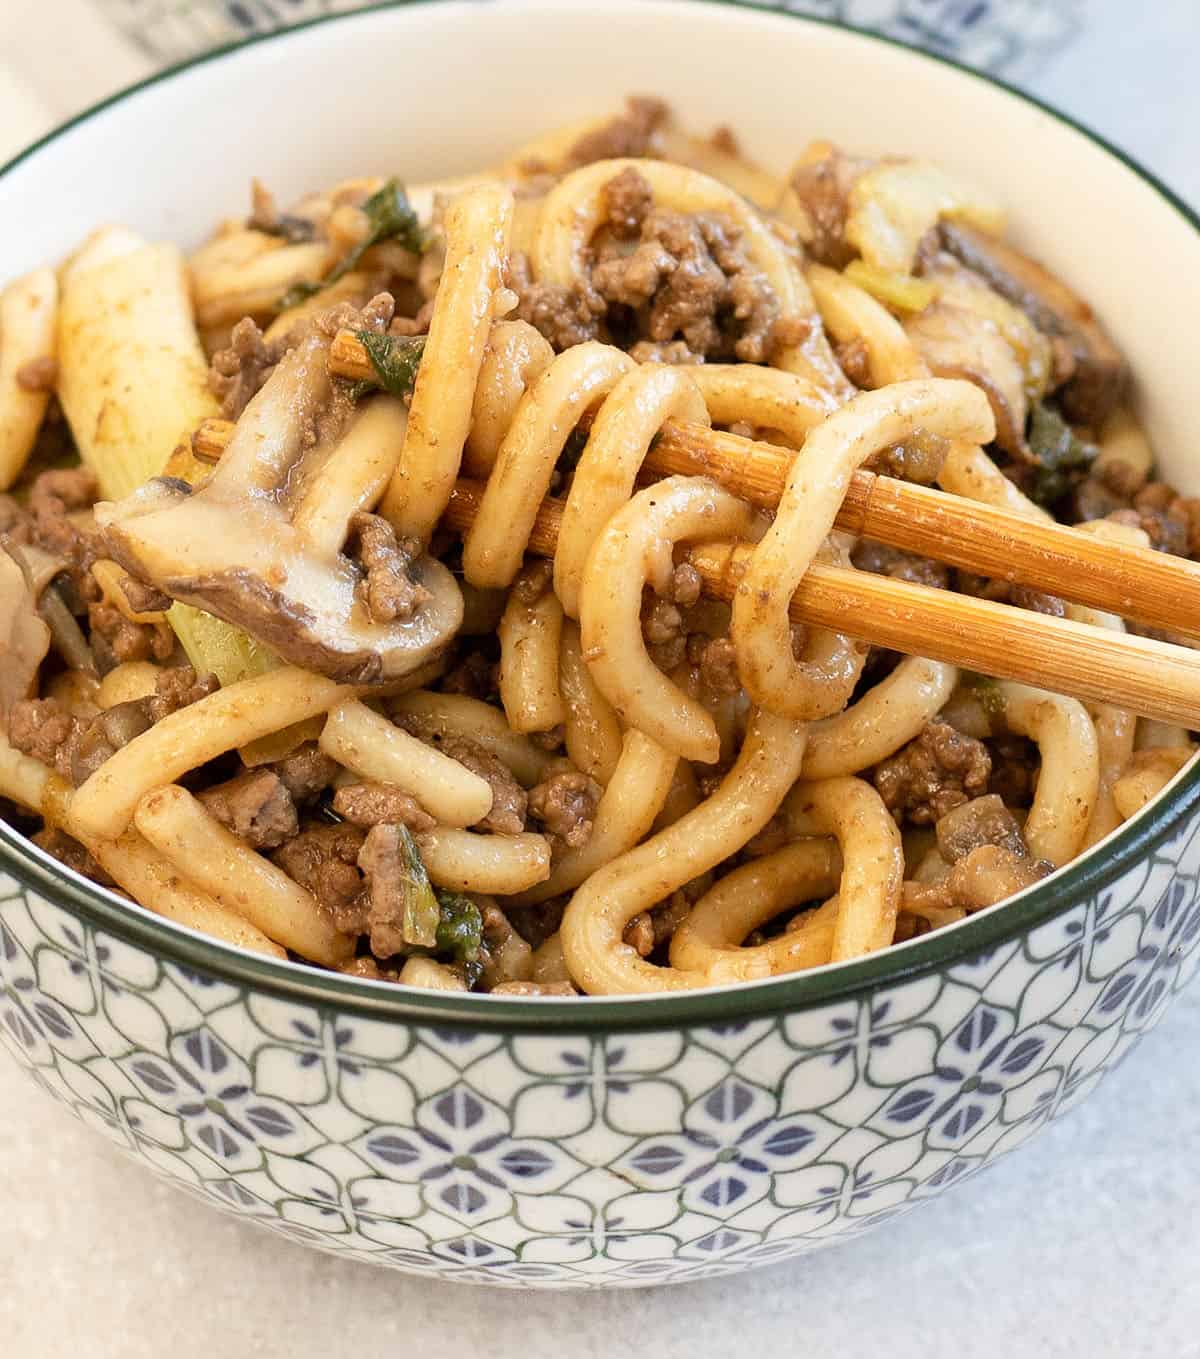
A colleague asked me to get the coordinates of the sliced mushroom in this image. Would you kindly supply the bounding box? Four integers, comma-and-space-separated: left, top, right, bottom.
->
925, 258, 1055, 404
96, 332, 461, 683
905, 301, 1030, 458
939, 221, 1126, 427
0, 544, 51, 721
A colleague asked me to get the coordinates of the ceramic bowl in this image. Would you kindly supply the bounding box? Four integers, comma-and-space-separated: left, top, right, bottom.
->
3, 0, 1200, 1291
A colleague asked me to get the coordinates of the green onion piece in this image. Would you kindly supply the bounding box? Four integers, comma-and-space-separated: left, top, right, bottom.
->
397, 824, 440, 949
356, 332, 425, 400
435, 891, 484, 969
1026, 401, 1097, 508
279, 177, 424, 311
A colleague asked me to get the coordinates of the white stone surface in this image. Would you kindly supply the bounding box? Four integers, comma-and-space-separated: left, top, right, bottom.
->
2, 2, 1200, 1354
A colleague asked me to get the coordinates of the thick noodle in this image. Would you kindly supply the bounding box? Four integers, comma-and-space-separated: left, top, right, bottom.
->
732, 378, 994, 719
560, 709, 806, 995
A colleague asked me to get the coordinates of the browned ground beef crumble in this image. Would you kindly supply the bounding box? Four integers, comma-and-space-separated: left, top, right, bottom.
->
873, 722, 992, 826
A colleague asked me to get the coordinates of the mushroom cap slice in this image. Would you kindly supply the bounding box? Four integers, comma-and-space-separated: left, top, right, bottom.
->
939, 222, 1127, 427
0, 544, 52, 721
94, 328, 460, 686
97, 478, 461, 683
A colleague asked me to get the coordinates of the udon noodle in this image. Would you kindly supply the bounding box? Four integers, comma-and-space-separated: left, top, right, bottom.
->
1, 97, 1196, 996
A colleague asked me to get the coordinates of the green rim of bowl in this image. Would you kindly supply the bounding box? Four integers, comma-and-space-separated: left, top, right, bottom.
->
2, 0, 1198, 1033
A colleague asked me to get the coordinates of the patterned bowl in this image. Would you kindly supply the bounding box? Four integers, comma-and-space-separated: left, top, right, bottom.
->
3, 0, 1200, 1290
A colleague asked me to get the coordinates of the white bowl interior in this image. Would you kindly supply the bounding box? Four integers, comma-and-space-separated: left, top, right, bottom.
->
1, 0, 1196, 487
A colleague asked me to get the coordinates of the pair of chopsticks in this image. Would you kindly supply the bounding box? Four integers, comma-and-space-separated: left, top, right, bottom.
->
192, 332, 1200, 729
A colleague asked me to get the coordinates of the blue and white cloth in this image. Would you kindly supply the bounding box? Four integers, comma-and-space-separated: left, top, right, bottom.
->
94, 0, 1082, 75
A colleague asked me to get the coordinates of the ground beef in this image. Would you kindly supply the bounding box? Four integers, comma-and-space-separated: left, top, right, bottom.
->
1072, 468, 1200, 559
1070, 453, 1150, 521
87, 600, 175, 671
642, 595, 686, 671
147, 666, 219, 721
508, 252, 604, 351
510, 166, 784, 362
30, 827, 113, 886
669, 562, 703, 607
934, 794, 1029, 864
16, 356, 58, 392
8, 698, 78, 775
331, 781, 436, 832
603, 165, 655, 238
347, 513, 430, 623
198, 769, 297, 850
1121, 482, 1197, 557
388, 296, 436, 338
623, 891, 692, 958
836, 337, 872, 388
563, 96, 668, 168
14, 667, 217, 785
272, 820, 366, 924
873, 721, 992, 826
271, 744, 338, 805
528, 764, 601, 852
8, 694, 159, 785
505, 896, 566, 951
29, 467, 96, 539
591, 185, 781, 362
478, 902, 534, 988
853, 540, 950, 591
396, 715, 527, 835
687, 634, 741, 695
316, 293, 395, 341
208, 317, 288, 420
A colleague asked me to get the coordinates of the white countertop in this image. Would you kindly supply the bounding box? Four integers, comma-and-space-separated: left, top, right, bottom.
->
2, 2, 1200, 1354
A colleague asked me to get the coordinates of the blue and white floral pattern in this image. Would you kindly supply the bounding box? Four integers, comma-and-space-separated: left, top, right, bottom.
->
93, 0, 1082, 77
3, 801, 1200, 1288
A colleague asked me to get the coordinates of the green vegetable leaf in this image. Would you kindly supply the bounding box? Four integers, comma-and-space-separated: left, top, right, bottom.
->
354, 332, 426, 401
961, 671, 1006, 722
435, 891, 484, 970
278, 177, 424, 311
397, 824, 440, 949
1026, 401, 1097, 508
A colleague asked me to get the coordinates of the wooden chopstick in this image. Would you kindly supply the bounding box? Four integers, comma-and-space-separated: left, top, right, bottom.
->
653, 422, 1200, 641
442, 480, 1200, 729
178, 411, 1200, 724
324, 327, 1200, 641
